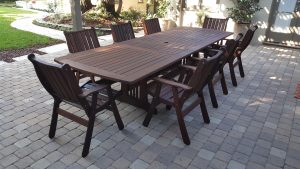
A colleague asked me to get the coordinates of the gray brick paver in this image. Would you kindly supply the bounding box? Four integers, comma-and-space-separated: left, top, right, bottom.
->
0, 46, 299, 169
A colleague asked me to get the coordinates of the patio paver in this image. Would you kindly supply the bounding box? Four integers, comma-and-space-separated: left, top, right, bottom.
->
0, 45, 300, 169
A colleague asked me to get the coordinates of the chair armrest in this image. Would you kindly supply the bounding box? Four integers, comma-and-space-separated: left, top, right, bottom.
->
79, 83, 107, 98
153, 77, 192, 90
235, 47, 243, 56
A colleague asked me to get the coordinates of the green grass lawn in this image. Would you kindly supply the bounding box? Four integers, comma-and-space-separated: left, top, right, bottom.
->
0, 6, 34, 14
0, 4, 60, 51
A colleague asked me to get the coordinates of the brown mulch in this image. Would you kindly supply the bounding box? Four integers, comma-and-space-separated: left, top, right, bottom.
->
0, 42, 63, 63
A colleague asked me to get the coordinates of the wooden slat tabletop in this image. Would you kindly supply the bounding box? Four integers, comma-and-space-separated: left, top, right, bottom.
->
55, 27, 232, 84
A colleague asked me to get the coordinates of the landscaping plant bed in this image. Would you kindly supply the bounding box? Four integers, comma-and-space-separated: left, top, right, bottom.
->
0, 42, 63, 63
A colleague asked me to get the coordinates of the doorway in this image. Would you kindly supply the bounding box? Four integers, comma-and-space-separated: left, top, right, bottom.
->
265, 0, 300, 47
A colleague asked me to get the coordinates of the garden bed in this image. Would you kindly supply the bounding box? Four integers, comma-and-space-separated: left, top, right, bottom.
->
33, 18, 112, 36
33, 7, 146, 34
0, 5, 63, 62
0, 43, 63, 62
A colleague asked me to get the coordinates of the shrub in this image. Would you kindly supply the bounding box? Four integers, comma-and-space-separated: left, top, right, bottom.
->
196, 7, 208, 26
120, 8, 145, 27
227, 0, 262, 23
155, 0, 170, 18
83, 4, 118, 25
43, 13, 72, 24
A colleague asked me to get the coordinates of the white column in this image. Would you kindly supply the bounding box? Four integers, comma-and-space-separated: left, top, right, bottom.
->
70, 0, 83, 31
179, 0, 184, 27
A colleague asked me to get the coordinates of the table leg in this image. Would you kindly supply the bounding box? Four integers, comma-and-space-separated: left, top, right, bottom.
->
118, 80, 150, 111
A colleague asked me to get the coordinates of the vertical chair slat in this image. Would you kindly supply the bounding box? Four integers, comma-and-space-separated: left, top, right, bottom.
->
143, 18, 161, 35
203, 17, 228, 31
64, 28, 100, 53
111, 21, 135, 43
64, 28, 101, 81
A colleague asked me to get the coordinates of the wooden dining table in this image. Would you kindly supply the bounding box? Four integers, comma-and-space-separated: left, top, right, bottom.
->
55, 27, 232, 110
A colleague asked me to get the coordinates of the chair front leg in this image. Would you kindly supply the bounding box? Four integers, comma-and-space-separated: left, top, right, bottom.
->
172, 87, 190, 145
82, 93, 97, 157
82, 113, 95, 157
229, 62, 237, 86
219, 68, 228, 95
49, 99, 61, 138
236, 55, 245, 77
197, 92, 210, 124
208, 79, 218, 108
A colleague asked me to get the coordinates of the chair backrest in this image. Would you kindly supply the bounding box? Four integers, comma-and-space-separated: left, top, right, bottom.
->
64, 27, 100, 53
110, 21, 135, 43
188, 50, 223, 92
203, 17, 229, 31
143, 18, 161, 35
28, 54, 82, 103
239, 25, 258, 51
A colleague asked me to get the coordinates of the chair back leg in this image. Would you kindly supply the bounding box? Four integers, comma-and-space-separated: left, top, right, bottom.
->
229, 62, 238, 86
198, 92, 210, 123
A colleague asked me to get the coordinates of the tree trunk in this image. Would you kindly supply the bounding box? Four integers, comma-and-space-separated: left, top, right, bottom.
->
102, 0, 115, 13
80, 0, 93, 13
116, 0, 122, 14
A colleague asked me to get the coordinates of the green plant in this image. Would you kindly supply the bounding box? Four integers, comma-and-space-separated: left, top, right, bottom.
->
83, 3, 116, 21
120, 8, 145, 26
47, 2, 57, 13
155, 0, 170, 18
227, 0, 262, 23
44, 13, 72, 24
196, 7, 208, 26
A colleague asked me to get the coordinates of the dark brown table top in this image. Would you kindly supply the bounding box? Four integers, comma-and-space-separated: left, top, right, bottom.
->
55, 27, 232, 84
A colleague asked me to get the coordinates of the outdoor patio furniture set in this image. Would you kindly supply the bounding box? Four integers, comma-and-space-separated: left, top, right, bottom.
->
28, 17, 258, 157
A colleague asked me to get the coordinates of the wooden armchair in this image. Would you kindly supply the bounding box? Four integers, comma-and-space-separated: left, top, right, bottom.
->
190, 34, 243, 108
234, 25, 258, 80
143, 50, 223, 145
64, 28, 100, 82
143, 18, 161, 35
28, 54, 124, 157
203, 16, 229, 31
110, 21, 135, 43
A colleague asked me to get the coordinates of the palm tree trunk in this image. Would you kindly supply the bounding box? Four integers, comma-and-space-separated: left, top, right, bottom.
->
102, 0, 115, 13
80, 0, 93, 13
116, 0, 122, 14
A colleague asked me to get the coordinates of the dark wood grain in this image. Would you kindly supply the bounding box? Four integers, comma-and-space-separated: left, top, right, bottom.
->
110, 21, 135, 43
143, 50, 223, 145
28, 54, 124, 157
55, 27, 232, 84
143, 18, 161, 35
203, 17, 229, 31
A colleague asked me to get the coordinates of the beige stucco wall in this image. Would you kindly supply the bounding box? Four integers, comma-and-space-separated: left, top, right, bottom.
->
119, 0, 147, 12
179, 0, 270, 45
